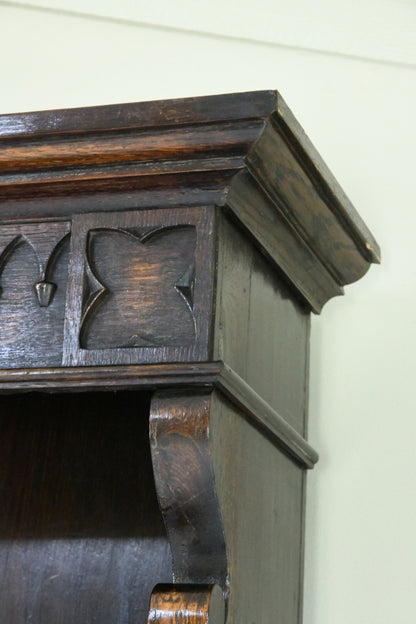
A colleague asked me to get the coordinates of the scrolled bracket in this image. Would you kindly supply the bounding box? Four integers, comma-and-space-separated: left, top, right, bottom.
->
149, 391, 228, 592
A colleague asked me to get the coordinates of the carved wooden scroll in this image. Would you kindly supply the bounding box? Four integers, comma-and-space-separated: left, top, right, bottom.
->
150, 391, 228, 589
149, 386, 314, 623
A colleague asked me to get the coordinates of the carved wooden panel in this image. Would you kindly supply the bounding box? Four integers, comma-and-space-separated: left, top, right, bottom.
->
81, 226, 197, 349
63, 208, 215, 366
0, 222, 70, 368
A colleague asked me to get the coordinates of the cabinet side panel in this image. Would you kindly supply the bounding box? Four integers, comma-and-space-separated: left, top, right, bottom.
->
211, 391, 305, 624
214, 214, 310, 435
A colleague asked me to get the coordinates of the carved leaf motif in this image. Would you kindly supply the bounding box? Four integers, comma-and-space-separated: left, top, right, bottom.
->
81, 226, 197, 349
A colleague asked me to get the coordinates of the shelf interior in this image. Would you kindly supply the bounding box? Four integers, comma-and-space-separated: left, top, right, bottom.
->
0, 390, 172, 623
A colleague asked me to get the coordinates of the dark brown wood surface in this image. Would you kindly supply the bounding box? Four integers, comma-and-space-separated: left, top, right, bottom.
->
0, 361, 318, 470
63, 207, 215, 367
148, 386, 310, 623
0, 221, 70, 367
0, 391, 172, 623
0, 91, 379, 624
0, 90, 379, 313
273, 95, 379, 263
0, 86, 379, 269
147, 584, 225, 624
150, 392, 227, 589
0, 361, 224, 391
0, 91, 276, 138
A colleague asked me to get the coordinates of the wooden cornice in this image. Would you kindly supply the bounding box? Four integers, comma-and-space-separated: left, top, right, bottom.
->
0, 90, 379, 312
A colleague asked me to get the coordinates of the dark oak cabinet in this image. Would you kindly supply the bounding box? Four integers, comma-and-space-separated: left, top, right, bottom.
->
0, 91, 379, 623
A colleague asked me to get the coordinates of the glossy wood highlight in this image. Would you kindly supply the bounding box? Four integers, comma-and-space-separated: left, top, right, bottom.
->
148, 584, 225, 624
150, 392, 227, 588
0, 90, 379, 312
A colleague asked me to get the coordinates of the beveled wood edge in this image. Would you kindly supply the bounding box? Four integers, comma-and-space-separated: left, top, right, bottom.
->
0, 92, 272, 199
0, 90, 379, 314
226, 173, 343, 314
273, 94, 380, 263
0, 361, 318, 469
218, 364, 318, 469
147, 584, 225, 624
0, 362, 223, 391
0, 91, 276, 139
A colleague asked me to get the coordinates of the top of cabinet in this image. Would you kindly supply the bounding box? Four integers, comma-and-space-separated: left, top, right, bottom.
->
0, 90, 379, 313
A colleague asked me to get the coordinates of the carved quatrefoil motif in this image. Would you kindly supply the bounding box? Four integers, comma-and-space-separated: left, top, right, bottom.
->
80, 226, 197, 349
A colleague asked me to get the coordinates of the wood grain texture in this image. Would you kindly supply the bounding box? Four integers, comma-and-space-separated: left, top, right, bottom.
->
63, 207, 215, 366
247, 121, 372, 281
148, 585, 225, 624
149, 387, 311, 623
0, 91, 380, 624
0, 121, 263, 173
0, 361, 318, 470
150, 391, 228, 589
81, 226, 197, 349
0, 391, 172, 623
226, 171, 343, 313
0, 362, 224, 391
0, 91, 379, 313
0, 221, 70, 367
214, 213, 311, 434
0, 91, 275, 138
210, 390, 307, 624
219, 365, 317, 469
273, 95, 380, 263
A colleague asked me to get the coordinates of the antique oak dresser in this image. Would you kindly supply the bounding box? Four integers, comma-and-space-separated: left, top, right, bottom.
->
0, 91, 379, 623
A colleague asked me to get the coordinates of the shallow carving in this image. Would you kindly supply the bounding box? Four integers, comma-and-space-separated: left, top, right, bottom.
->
0, 223, 71, 368
80, 226, 197, 350
0, 224, 70, 308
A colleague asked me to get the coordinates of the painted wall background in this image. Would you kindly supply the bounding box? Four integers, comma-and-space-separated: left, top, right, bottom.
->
1, 1, 415, 622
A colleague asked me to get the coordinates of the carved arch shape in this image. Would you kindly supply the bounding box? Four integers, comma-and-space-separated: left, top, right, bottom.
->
0, 235, 33, 299
0, 226, 71, 307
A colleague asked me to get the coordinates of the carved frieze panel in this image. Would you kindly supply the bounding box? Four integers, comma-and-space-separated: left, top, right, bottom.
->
0, 222, 71, 368
63, 208, 215, 366
80, 226, 197, 350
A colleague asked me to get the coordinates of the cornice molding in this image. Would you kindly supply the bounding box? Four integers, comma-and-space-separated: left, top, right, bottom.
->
0, 90, 379, 312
